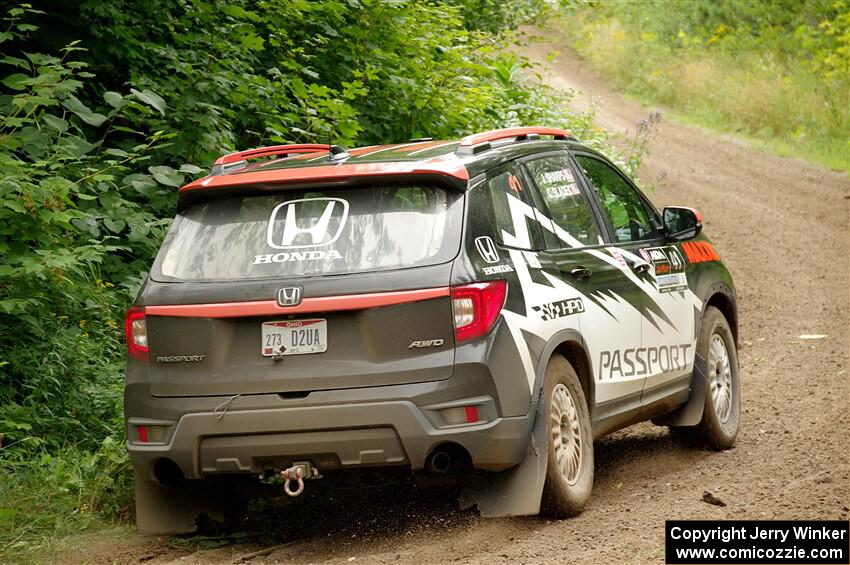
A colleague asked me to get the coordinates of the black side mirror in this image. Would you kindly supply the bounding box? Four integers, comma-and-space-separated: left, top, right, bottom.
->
663, 206, 702, 241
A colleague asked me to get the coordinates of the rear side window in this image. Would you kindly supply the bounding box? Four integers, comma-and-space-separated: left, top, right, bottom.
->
524, 153, 601, 247
480, 163, 544, 250
152, 185, 463, 281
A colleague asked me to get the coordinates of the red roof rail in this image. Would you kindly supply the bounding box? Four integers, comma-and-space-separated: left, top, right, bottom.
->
214, 144, 331, 166
459, 126, 572, 147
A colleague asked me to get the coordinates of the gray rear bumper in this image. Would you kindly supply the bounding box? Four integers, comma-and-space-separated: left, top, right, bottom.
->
128, 395, 533, 481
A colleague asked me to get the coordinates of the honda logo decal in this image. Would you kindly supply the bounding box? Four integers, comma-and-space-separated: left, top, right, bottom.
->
267, 197, 349, 249
277, 286, 303, 307
474, 236, 500, 264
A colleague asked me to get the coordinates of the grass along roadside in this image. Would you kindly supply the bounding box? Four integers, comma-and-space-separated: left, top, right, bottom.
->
640, 102, 846, 174
0, 438, 134, 564
555, 5, 850, 174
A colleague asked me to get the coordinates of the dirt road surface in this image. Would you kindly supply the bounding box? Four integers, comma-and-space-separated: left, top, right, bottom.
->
63, 28, 850, 565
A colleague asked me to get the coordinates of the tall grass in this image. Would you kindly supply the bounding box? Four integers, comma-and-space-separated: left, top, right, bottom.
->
0, 438, 134, 563
560, 5, 850, 172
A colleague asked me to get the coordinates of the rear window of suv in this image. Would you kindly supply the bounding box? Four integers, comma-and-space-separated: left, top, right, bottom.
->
152, 185, 463, 281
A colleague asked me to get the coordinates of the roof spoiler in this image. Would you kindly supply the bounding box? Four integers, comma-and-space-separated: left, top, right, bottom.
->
176, 170, 470, 212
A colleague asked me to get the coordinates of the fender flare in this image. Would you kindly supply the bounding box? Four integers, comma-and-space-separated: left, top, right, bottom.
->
530, 328, 590, 406
700, 281, 738, 344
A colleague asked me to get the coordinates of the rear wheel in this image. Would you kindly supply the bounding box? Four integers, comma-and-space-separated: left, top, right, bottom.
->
540, 354, 594, 518
675, 306, 740, 449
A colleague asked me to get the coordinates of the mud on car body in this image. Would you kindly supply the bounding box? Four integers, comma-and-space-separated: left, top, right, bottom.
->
124, 127, 740, 533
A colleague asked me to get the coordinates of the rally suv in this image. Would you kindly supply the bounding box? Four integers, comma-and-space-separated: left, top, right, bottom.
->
125, 127, 740, 534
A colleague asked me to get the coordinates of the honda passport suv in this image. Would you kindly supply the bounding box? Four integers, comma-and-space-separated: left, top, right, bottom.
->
125, 127, 740, 533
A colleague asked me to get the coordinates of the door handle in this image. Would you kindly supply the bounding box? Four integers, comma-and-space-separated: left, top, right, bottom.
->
570, 267, 592, 281
632, 260, 651, 274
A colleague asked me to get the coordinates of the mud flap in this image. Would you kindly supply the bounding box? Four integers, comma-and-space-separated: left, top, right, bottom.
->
667, 354, 707, 427
458, 397, 548, 517
134, 470, 225, 535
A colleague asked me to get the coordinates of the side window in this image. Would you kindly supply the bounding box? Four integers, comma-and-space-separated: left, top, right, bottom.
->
524, 153, 601, 247
483, 164, 544, 250
575, 155, 656, 243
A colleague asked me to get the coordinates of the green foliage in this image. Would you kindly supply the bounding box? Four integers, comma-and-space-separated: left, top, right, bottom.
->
445, 0, 549, 33
40, 0, 550, 161
27, 0, 618, 159
0, 437, 132, 563
0, 7, 177, 453
562, 0, 850, 171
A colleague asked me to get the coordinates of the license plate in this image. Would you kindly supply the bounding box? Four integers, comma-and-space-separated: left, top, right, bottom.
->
261, 319, 327, 356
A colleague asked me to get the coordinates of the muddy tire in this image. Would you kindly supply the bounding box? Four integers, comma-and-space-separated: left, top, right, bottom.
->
675, 306, 740, 449
540, 354, 594, 518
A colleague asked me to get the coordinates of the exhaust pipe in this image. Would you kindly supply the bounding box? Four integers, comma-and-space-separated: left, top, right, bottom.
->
427, 450, 452, 475
153, 458, 185, 487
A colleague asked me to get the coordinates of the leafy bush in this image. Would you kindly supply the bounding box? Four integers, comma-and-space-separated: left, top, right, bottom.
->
0, 7, 180, 451
0, 438, 132, 563
23, 0, 558, 162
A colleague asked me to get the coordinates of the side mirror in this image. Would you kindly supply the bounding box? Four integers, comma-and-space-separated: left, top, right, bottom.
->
663, 206, 702, 241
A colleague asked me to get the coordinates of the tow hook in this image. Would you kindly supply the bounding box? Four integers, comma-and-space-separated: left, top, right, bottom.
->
280, 461, 321, 497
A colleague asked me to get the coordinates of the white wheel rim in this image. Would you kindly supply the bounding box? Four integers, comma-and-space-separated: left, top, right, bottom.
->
550, 383, 582, 485
709, 334, 733, 424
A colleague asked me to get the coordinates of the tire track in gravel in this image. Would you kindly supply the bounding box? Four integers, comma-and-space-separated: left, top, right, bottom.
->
64, 27, 850, 565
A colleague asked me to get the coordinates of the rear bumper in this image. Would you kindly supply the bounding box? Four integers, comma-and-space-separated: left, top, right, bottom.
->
126, 319, 538, 481
127, 394, 533, 481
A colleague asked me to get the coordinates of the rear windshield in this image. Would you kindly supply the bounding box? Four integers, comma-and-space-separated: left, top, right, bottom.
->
151, 185, 463, 281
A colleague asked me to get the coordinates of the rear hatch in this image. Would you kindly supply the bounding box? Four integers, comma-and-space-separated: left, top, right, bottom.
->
143, 183, 464, 397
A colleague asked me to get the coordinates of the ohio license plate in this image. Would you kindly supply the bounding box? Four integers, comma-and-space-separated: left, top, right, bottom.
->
261, 319, 327, 356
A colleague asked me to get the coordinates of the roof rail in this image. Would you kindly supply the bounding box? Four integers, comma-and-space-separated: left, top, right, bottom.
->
211, 143, 349, 175
456, 126, 573, 156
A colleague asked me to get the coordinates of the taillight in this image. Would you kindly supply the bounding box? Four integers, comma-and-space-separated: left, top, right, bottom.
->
124, 306, 148, 362
441, 405, 481, 425
451, 280, 507, 343
134, 424, 166, 443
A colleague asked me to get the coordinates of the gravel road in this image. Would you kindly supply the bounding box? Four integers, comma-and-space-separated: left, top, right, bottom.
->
63, 28, 850, 565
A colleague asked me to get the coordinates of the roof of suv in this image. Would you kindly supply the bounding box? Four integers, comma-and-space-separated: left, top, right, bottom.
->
178, 127, 585, 198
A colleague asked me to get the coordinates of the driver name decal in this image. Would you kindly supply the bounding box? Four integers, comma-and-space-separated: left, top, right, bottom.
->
644, 245, 688, 293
